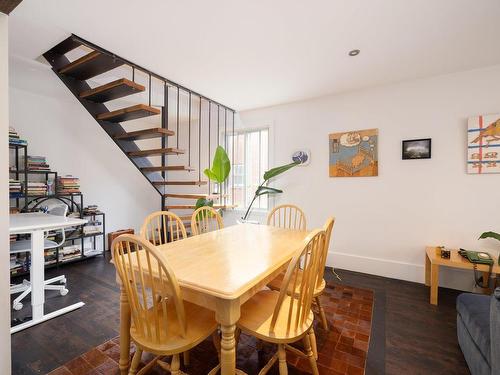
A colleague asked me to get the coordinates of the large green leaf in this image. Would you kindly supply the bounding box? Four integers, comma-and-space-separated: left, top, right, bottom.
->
204, 146, 231, 183
263, 161, 299, 181
195, 198, 214, 221
195, 198, 213, 210
478, 231, 500, 241
256, 186, 283, 196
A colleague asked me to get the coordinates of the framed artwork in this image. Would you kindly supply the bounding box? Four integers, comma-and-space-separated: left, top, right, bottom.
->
402, 138, 432, 160
467, 114, 500, 174
292, 149, 310, 166
329, 128, 378, 177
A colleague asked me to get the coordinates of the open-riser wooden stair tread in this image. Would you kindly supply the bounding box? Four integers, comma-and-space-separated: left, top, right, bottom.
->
97, 104, 160, 123
128, 148, 184, 157
59, 51, 124, 80
153, 181, 207, 186
164, 193, 223, 199
164, 204, 236, 210
50, 37, 83, 55
141, 165, 194, 172
114, 128, 175, 141
80, 78, 145, 103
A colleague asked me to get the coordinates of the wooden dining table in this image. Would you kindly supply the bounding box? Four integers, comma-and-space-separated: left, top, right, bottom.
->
117, 223, 310, 375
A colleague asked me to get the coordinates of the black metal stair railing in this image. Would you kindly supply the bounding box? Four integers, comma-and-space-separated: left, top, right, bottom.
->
43, 34, 236, 211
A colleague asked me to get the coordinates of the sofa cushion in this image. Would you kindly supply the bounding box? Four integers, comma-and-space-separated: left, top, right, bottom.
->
456, 293, 491, 365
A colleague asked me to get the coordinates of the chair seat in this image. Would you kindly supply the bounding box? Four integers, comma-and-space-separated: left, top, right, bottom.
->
130, 299, 217, 355
10, 239, 59, 253
237, 290, 314, 344
268, 270, 326, 297
457, 293, 491, 364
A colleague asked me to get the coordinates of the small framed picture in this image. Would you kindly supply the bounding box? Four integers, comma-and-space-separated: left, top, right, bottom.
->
402, 138, 432, 160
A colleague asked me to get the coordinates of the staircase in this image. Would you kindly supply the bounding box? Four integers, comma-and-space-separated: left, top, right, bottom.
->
43, 35, 235, 228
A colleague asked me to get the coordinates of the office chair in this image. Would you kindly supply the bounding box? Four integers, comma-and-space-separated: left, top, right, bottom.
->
10, 204, 70, 310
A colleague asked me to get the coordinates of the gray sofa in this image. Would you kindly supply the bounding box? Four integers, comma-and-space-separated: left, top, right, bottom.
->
457, 288, 500, 375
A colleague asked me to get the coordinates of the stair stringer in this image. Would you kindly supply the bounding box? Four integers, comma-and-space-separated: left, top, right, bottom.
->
42, 48, 165, 195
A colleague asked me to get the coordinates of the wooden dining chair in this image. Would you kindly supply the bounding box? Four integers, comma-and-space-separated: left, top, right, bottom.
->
235, 229, 326, 375
268, 217, 335, 332
267, 204, 307, 231
190, 206, 224, 235
140, 211, 187, 245
111, 234, 218, 375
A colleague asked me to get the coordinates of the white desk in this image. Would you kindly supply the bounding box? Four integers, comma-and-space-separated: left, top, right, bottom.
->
9, 213, 88, 333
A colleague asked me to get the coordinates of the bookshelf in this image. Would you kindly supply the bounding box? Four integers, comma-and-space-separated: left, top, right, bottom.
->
9, 142, 106, 278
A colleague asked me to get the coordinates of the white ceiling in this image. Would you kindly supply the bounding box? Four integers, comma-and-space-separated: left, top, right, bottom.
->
8, 0, 500, 111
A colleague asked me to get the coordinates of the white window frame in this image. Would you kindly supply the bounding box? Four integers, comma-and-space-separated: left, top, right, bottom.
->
224, 123, 274, 213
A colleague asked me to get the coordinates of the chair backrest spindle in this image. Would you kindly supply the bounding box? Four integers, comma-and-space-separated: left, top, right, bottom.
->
267, 204, 306, 231
140, 211, 187, 245
270, 229, 325, 335
316, 217, 335, 289
112, 234, 187, 345
191, 206, 224, 235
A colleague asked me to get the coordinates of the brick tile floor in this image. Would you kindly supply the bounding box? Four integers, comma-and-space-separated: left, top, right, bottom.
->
49, 283, 373, 374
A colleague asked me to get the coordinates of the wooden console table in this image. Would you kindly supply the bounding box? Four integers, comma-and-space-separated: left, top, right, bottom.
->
425, 246, 500, 305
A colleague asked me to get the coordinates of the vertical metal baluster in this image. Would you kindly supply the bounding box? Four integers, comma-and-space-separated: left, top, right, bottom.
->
162, 82, 168, 209
198, 97, 202, 183
224, 108, 227, 206
188, 92, 192, 167
132, 66, 135, 82
217, 104, 220, 147
208, 101, 211, 194
232, 111, 235, 206
176, 87, 180, 148
148, 74, 152, 107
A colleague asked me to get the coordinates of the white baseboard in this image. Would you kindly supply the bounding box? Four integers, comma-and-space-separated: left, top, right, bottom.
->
327, 251, 478, 292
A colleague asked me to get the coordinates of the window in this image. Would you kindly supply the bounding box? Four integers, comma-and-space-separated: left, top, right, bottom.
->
226, 128, 269, 211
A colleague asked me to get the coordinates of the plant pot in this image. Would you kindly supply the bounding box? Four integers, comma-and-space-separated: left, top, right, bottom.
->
236, 219, 260, 225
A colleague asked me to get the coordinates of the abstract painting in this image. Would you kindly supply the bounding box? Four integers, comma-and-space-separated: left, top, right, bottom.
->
329, 128, 378, 177
467, 114, 500, 174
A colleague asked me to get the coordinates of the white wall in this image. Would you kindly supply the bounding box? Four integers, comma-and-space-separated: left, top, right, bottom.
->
237, 65, 500, 290
1, 13, 12, 375
9, 59, 159, 239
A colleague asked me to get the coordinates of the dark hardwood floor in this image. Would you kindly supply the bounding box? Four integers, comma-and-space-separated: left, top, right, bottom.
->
11, 255, 470, 375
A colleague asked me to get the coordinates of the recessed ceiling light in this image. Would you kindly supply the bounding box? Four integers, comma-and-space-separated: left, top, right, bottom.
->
348, 49, 360, 57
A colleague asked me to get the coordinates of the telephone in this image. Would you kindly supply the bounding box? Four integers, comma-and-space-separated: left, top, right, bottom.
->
459, 249, 494, 289
458, 249, 494, 265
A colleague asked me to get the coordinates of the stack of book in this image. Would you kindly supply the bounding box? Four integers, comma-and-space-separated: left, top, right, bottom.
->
9, 179, 23, 197
83, 205, 100, 215
27, 155, 50, 171
57, 176, 80, 194
44, 249, 57, 265
83, 219, 102, 235
10, 253, 28, 275
58, 244, 81, 262
9, 127, 27, 146
27, 182, 47, 196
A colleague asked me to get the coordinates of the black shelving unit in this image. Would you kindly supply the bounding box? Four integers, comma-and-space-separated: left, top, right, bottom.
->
9, 142, 106, 278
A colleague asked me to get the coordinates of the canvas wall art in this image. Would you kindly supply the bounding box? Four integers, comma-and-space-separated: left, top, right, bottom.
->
329, 128, 378, 177
467, 114, 500, 174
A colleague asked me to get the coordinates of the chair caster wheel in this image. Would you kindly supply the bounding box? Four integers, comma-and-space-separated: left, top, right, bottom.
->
13, 303, 23, 311
60, 288, 68, 296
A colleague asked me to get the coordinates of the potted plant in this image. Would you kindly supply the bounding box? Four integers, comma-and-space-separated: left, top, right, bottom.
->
479, 231, 500, 266
195, 146, 231, 212
240, 161, 300, 223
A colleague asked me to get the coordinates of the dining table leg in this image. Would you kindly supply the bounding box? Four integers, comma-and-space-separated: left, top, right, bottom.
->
119, 285, 131, 375
216, 298, 241, 375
